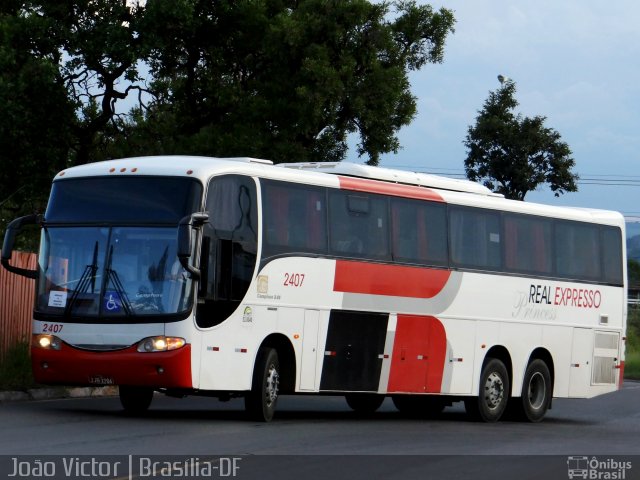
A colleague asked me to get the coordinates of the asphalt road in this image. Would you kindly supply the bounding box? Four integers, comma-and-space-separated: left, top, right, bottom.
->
1, 382, 639, 479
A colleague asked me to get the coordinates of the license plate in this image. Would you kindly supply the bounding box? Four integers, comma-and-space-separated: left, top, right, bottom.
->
88, 375, 114, 385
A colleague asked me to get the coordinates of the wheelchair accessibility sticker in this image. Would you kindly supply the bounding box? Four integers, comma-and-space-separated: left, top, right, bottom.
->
103, 291, 122, 313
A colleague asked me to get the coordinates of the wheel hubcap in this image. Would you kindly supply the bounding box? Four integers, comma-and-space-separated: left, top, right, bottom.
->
265, 364, 279, 407
528, 372, 546, 410
484, 371, 504, 410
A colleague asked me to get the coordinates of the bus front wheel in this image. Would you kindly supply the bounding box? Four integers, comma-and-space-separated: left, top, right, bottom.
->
119, 386, 153, 413
465, 358, 509, 422
245, 347, 280, 422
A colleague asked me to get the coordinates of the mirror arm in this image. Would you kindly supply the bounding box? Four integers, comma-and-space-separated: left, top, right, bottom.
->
177, 212, 209, 280
1, 214, 42, 279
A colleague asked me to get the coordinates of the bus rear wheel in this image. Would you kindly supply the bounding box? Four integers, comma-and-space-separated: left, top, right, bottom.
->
345, 393, 385, 414
512, 359, 551, 422
245, 347, 280, 422
119, 386, 153, 414
465, 358, 509, 422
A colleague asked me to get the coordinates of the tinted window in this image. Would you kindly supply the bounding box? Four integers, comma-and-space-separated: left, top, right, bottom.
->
329, 190, 390, 260
390, 197, 447, 266
450, 207, 501, 269
555, 222, 601, 281
262, 180, 327, 257
504, 214, 552, 275
601, 227, 623, 285
198, 175, 258, 327
46, 177, 202, 223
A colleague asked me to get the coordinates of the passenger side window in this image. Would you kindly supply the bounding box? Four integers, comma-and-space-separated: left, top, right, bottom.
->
390, 197, 447, 266
329, 190, 390, 260
601, 227, 623, 285
261, 180, 327, 258
504, 214, 552, 275
555, 222, 600, 281
449, 207, 501, 270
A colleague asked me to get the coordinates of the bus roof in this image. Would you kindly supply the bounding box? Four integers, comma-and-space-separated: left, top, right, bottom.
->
53, 156, 624, 228
54, 156, 274, 180
278, 161, 501, 197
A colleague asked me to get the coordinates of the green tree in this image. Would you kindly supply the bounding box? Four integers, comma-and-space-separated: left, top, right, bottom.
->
37, 0, 150, 165
463, 78, 578, 200
628, 259, 640, 291
0, 0, 456, 234
0, 1, 150, 231
0, 6, 75, 225
115, 0, 455, 165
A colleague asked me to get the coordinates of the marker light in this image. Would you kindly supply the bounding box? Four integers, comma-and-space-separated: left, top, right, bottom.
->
33, 334, 62, 350
137, 336, 186, 353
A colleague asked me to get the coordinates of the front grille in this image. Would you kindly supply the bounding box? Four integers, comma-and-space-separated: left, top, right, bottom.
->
72, 344, 130, 351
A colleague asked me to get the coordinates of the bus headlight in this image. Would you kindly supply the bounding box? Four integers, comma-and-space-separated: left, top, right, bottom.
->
33, 334, 62, 350
137, 336, 186, 353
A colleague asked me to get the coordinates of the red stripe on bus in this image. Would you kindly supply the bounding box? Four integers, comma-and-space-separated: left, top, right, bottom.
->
387, 315, 447, 393
338, 176, 444, 202
32, 343, 192, 388
334, 261, 451, 298
619, 361, 625, 389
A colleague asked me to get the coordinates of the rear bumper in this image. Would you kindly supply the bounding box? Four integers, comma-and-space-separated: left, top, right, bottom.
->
32, 343, 192, 388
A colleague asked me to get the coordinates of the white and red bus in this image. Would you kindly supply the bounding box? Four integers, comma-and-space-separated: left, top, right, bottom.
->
1, 156, 626, 422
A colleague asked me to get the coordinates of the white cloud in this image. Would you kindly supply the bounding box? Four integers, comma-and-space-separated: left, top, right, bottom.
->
367, 0, 640, 212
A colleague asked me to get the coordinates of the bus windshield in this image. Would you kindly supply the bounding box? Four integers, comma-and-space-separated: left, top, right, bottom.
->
36, 226, 194, 320
35, 176, 203, 321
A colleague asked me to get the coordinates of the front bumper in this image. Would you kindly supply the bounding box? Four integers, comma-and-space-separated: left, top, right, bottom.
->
31, 342, 192, 388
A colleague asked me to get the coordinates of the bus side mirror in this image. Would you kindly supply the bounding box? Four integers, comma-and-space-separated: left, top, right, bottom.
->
177, 212, 209, 279
1, 214, 42, 279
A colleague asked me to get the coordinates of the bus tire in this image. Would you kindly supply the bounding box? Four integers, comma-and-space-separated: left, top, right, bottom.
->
392, 395, 445, 418
245, 347, 280, 422
465, 358, 509, 422
119, 386, 153, 413
345, 393, 385, 414
515, 359, 551, 423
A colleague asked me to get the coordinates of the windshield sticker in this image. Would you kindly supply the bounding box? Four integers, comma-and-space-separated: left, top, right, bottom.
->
48, 291, 68, 308
103, 291, 123, 313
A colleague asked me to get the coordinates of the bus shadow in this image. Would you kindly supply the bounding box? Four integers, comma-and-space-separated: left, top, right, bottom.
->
46, 396, 597, 426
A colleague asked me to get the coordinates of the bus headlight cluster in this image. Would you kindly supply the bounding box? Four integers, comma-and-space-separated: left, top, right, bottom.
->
33, 334, 62, 350
137, 336, 186, 353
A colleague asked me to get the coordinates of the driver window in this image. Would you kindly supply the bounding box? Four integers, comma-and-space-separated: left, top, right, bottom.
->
197, 175, 258, 327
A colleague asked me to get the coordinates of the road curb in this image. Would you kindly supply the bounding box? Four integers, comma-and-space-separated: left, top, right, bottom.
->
0, 386, 118, 402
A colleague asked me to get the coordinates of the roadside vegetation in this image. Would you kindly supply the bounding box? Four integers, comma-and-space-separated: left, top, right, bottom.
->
625, 307, 640, 379
0, 341, 36, 391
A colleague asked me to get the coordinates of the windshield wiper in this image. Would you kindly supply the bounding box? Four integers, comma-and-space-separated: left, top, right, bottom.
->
64, 241, 99, 316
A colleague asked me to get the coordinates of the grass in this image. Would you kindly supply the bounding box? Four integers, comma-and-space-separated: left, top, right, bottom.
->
0, 341, 37, 391
624, 351, 640, 380
625, 308, 640, 380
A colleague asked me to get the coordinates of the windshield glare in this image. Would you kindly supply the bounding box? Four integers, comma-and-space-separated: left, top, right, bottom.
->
37, 226, 193, 319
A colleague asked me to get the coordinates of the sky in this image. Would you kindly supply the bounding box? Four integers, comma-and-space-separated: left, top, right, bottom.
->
346, 0, 640, 232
